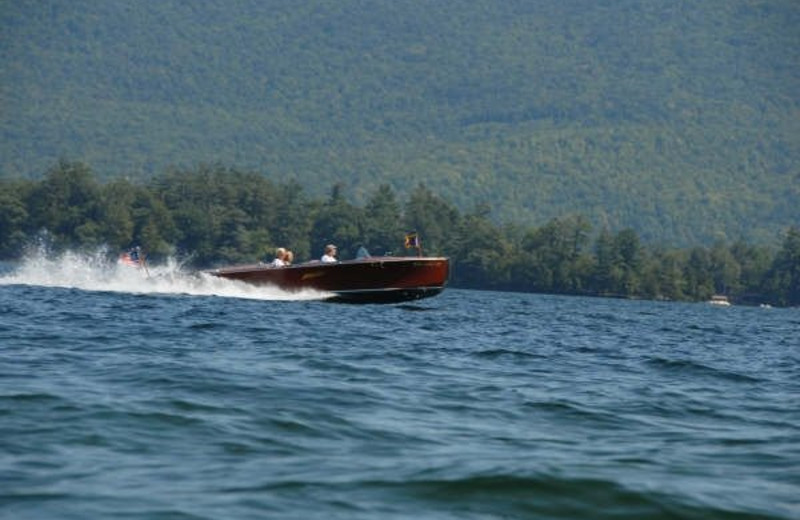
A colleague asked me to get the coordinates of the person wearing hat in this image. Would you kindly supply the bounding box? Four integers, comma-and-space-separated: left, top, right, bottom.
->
320, 244, 338, 263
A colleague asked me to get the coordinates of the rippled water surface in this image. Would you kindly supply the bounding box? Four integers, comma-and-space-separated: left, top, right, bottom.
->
1, 253, 798, 519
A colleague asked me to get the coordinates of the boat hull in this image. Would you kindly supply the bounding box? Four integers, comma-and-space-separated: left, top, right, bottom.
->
209, 257, 449, 303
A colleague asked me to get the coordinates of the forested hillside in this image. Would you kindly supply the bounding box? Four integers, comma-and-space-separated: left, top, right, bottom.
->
1, 0, 798, 245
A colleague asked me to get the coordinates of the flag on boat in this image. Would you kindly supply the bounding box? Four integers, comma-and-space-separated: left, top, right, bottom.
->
119, 247, 142, 267
404, 232, 420, 249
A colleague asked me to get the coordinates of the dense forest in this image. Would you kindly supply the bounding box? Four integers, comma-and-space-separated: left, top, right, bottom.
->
2, 161, 798, 307
1, 1, 798, 245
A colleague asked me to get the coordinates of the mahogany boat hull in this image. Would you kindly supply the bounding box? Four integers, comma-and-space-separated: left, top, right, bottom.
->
209, 257, 449, 303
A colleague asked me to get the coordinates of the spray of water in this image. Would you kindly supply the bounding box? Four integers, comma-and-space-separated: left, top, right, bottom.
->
0, 246, 329, 301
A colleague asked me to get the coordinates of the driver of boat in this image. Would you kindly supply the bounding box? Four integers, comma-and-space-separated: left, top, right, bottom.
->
270, 247, 287, 267
320, 244, 338, 263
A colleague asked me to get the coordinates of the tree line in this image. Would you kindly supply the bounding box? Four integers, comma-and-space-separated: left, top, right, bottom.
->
1, 161, 798, 306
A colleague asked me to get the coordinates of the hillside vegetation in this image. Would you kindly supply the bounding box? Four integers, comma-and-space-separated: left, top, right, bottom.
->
1, 0, 798, 245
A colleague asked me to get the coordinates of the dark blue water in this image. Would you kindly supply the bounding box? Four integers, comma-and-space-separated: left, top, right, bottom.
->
1, 255, 798, 519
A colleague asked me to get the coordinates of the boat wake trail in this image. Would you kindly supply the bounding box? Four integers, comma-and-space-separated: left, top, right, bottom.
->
0, 248, 328, 301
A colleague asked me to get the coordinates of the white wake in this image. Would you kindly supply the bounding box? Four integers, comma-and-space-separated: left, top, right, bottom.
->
0, 247, 328, 301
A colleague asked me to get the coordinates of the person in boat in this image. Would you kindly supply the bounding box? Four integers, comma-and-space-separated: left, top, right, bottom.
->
284, 250, 294, 266
320, 244, 338, 263
270, 247, 287, 267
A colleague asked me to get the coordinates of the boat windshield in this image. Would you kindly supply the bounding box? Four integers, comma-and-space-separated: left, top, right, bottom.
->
356, 246, 370, 259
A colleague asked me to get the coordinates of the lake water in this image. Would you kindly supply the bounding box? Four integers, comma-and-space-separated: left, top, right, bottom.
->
1, 252, 798, 519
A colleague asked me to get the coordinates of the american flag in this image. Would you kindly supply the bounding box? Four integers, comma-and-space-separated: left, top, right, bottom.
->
119, 248, 142, 267
404, 232, 420, 249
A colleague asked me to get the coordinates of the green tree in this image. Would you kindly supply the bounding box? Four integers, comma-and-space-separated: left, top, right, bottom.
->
132, 188, 177, 258
363, 184, 404, 255
310, 184, 364, 260
452, 204, 513, 288
592, 228, 621, 295
403, 183, 461, 256
615, 229, 643, 297
154, 164, 261, 263
647, 248, 687, 301
519, 216, 592, 293
684, 247, 714, 300
730, 241, 772, 302
766, 227, 800, 306
590, 228, 644, 297
27, 160, 102, 249
709, 242, 741, 296
271, 180, 312, 260
98, 178, 136, 248
0, 180, 31, 258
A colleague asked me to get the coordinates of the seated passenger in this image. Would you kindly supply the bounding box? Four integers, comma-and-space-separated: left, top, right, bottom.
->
270, 247, 287, 267
284, 250, 294, 265
320, 244, 338, 263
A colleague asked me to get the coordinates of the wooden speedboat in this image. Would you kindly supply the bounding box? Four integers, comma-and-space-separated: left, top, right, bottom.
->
209, 256, 449, 303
